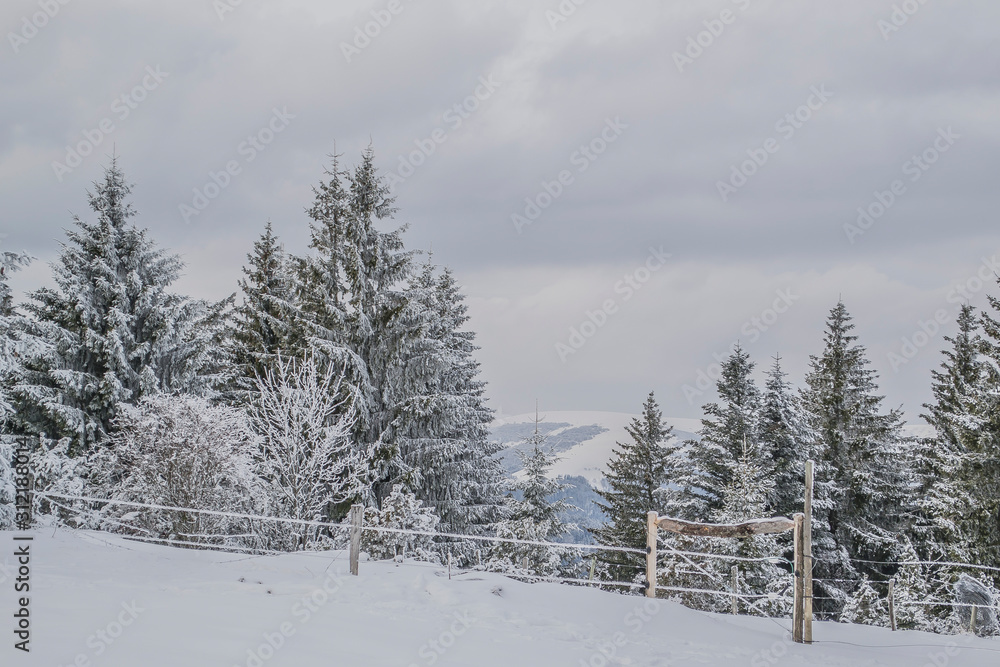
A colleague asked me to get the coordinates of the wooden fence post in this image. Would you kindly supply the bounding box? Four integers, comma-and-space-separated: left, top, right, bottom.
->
731, 565, 739, 615
349, 504, 363, 576
970, 605, 978, 634
589, 556, 597, 582
793, 512, 805, 644
804, 459, 814, 644
888, 579, 897, 631
646, 511, 658, 599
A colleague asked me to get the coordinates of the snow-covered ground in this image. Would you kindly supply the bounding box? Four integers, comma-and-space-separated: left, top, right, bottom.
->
5, 530, 996, 666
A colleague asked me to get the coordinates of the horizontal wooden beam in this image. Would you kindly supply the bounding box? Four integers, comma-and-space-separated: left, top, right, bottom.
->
656, 516, 795, 538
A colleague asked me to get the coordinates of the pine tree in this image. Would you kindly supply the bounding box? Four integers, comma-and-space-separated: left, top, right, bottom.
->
593, 392, 678, 581
295, 149, 414, 505
801, 301, 911, 614
391, 261, 504, 535
0, 247, 32, 424
712, 438, 787, 616
840, 576, 889, 627
14, 159, 227, 453
680, 345, 766, 520
960, 288, 1000, 569
361, 484, 441, 562
759, 354, 816, 519
487, 412, 570, 576
229, 222, 301, 394
914, 304, 979, 564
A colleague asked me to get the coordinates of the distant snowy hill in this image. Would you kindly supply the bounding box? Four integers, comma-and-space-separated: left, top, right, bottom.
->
492, 411, 937, 484
491, 411, 701, 486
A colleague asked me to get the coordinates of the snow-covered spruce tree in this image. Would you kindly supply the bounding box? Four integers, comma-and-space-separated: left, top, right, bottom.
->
592, 392, 678, 582
361, 484, 441, 562
247, 353, 367, 550
295, 149, 413, 506
228, 222, 302, 396
0, 247, 32, 417
487, 416, 572, 577
709, 439, 788, 616
913, 304, 979, 566
889, 537, 931, 631
15, 159, 230, 454
90, 395, 259, 546
0, 247, 33, 529
800, 301, 912, 616
840, 576, 889, 628
390, 261, 505, 537
759, 354, 816, 520
679, 345, 767, 521
960, 289, 1000, 571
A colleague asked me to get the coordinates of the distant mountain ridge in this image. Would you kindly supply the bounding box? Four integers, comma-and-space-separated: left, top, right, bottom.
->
491, 410, 936, 485
491, 411, 701, 486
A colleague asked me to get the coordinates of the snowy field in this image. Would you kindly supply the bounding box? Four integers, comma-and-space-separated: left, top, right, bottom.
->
3, 530, 996, 666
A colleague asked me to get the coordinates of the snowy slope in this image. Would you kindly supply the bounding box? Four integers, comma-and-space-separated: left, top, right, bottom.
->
492, 411, 701, 485
3, 530, 997, 666
493, 411, 938, 485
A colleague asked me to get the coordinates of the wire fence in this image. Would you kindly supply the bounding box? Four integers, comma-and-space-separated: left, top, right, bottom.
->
34, 491, 1000, 630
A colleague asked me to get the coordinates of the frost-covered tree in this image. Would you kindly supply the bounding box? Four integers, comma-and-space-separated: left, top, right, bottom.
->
957, 289, 1000, 569
361, 484, 441, 562
391, 262, 505, 534
840, 576, 889, 627
593, 392, 678, 580
15, 159, 230, 454
914, 304, 979, 564
295, 149, 413, 505
801, 301, 911, 613
90, 395, 259, 545
229, 222, 301, 395
759, 354, 816, 519
488, 415, 571, 577
889, 537, 930, 631
247, 353, 366, 549
0, 247, 33, 424
680, 346, 766, 520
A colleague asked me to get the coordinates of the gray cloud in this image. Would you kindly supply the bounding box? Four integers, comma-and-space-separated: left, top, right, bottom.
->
2, 0, 999, 421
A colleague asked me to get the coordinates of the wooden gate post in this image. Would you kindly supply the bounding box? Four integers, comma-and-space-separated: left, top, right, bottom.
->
804, 459, 814, 643
349, 504, 363, 576
646, 511, 658, 599
793, 512, 805, 644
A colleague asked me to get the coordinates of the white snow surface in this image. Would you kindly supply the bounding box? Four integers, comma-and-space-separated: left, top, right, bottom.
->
6, 529, 996, 666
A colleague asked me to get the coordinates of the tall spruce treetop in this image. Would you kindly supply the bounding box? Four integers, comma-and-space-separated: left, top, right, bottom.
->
17, 159, 218, 453
957, 288, 1000, 567
593, 392, 678, 552
680, 345, 765, 520
230, 222, 300, 391
915, 304, 979, 562
801, 301, 910, 609
297, 149, 414, 500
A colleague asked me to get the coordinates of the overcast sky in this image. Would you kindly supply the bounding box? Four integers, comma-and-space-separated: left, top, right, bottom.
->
2, 0, 998, 422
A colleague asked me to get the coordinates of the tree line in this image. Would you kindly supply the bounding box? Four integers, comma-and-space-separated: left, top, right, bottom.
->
1, 152, 998, 634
